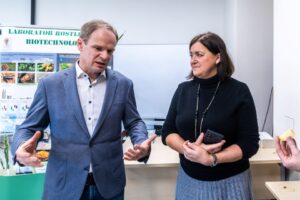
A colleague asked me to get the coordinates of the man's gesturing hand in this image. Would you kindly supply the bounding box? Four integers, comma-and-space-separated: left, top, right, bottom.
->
16, 131, 43, 167
124, 134, 157, 161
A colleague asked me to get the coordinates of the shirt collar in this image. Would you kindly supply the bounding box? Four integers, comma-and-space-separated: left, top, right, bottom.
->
75, 61, 106, 80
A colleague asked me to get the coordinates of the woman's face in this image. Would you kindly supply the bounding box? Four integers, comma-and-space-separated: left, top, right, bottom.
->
190, 42, 220, 79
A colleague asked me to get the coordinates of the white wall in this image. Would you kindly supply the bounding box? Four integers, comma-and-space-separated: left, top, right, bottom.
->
0, 0, 273, 132
224, 0, 236, 56
0, 0, 31, 26
274, 0, 300, 180
274, 0, 300, 139
114, 44, 190, 119
35, 0, 226, 44
226, 0, 274, 134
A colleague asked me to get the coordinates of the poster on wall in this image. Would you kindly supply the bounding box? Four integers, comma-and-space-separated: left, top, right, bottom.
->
0, 52, 57, 85
0, 26, 80, 135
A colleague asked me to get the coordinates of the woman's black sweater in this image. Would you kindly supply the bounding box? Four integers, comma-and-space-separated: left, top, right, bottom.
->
162, 75, 259, 181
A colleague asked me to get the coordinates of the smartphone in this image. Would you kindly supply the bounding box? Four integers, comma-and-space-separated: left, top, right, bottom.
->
203, 129, 224, 144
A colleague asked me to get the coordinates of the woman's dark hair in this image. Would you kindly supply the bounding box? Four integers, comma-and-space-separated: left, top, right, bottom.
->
188, 32, 234, 81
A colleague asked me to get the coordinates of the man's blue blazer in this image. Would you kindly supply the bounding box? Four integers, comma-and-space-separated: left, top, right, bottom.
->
12, 66, 148, 199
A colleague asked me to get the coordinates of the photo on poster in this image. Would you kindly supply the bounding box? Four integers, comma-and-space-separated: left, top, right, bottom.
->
37, 63, 54, 72
17, 72, 35, 84
0, 72, 16, 84
1, 62, 16, 71
17, 63, 35, 72
57, 54, 79, 71
1, 52, 57, 72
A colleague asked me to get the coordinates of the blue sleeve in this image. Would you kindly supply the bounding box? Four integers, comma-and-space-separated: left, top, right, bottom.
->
122, 81, 148, 145
11, 79, 50, 157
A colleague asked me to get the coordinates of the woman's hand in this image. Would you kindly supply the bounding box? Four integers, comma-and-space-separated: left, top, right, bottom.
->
200, 140, 225, 154
182, 133, 213, 166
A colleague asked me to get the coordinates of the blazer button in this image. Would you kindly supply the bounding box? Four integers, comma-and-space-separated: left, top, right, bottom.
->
84, 166, 89, 171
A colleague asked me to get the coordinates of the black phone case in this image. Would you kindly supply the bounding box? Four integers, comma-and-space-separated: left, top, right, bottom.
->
203, 129, 224, 144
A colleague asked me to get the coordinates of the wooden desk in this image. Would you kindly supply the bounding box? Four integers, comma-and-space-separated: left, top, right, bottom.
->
250, 147, 281, 164
250, 148, 281, 199
123, 138, 282, 200
124, 139, 281, 166
265, 181, 300, 200
123, 139, 178, 200
123, 138, 179, 167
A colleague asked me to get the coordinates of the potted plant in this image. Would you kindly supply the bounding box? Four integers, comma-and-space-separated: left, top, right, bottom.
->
0, 135, 16, 176
0, 135, 45, 200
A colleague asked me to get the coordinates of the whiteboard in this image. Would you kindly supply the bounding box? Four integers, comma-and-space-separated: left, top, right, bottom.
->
114, 44, 190, 119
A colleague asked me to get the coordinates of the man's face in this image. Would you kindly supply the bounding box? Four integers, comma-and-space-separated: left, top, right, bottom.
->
77, 28, 117, 78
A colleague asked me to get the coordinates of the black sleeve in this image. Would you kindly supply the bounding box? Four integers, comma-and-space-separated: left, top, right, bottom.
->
161, 85, 181, 145
235, 83, 260, 159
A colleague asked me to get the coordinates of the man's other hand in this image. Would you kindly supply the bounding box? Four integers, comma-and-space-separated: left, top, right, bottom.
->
123, 134, 157, 161
16, 131, 43, 167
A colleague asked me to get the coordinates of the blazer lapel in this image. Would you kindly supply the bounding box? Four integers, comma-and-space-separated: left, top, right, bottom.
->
63, 67, 90, 137
92, 69, 118, 136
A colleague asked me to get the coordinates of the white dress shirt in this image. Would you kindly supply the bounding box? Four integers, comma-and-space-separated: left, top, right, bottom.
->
75, 62, 106, 136
76, 63, 107, 172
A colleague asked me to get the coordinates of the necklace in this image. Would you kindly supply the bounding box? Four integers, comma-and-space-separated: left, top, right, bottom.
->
194, 81, 221, 139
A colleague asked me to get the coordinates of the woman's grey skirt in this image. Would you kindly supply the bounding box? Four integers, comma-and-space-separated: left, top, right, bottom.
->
175, 166, 253, 200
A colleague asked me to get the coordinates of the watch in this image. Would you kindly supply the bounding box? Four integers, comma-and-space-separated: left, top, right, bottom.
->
210, 153, 218, 167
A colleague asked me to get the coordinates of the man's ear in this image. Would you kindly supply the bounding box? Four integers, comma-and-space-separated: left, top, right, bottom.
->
77, 38, 84, 51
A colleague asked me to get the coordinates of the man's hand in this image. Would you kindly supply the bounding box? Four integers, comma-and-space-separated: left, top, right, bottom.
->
275, 136, 300, 171
16, 131, 43, 167
124, 134, 157, 161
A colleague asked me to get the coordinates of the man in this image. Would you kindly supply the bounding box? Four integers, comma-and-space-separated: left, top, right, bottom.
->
12, 19, 156, 200
276, 136, 300, 171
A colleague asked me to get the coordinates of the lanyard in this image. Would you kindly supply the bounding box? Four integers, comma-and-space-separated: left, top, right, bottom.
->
194, 81, 221, 139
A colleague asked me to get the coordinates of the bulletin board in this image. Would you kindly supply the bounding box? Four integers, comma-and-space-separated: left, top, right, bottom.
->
0, 26, 80, 135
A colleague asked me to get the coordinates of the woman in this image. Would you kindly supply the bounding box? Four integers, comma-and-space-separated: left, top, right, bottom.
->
162, 32, 259, 200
